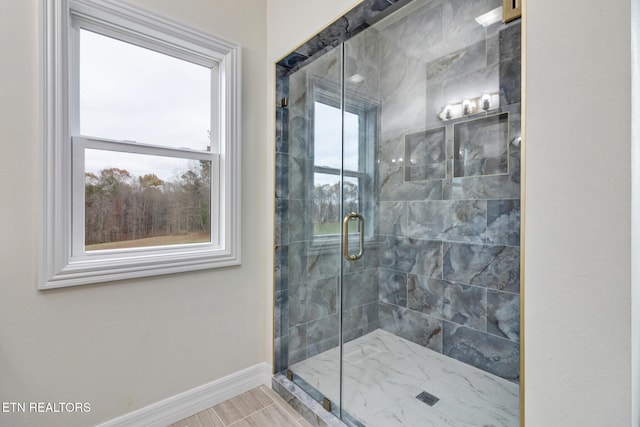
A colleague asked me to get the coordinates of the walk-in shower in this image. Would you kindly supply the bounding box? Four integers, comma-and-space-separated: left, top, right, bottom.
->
274, 0, 521, 425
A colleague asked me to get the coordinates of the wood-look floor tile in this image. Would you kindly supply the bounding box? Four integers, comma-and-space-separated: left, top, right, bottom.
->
213, 387, 274, 425
258, 385, 304, 421
167, 407, 225, 427
228, 404, 300, 427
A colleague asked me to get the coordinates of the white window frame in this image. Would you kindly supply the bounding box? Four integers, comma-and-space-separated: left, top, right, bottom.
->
40, 0, 242, 289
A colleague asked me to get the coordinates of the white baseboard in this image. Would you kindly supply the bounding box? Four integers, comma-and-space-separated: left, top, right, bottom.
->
97, 362, 272, 427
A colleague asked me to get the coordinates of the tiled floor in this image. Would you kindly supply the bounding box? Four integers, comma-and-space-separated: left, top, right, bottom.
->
168, 386, 312, 427
291, 329, 520, 427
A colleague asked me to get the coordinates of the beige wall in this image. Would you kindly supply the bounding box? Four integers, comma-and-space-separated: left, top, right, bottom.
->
524, 0, 632, 425
0, 1, 270, 426
267, 0, 634, 426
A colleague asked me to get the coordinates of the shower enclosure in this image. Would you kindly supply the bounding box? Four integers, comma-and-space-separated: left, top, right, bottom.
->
274, 0, 521, 425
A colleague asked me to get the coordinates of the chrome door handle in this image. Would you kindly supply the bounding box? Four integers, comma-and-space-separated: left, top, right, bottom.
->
343, 212, 364, 261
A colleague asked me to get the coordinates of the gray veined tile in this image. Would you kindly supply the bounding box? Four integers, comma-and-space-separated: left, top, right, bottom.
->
407, 274, 448, 318
443, 166, 521, 200
408, 275, 487, 331
343, 268, 379, 310
487, 290, 520, 342
288, 115, 309, 159
379, 163, 444, 201
405, 127, 446, 165
441, 282, 487, 332
443, 242, 520, 293
378, 269, 408, 307
486, 199, 521, 246
343, 302, 379, 343
287, 155, 310, 200
306, 314, 340, 357
407, 200, 487, 243
443, 322, 520, 382
378, 3, 444, 70
275, 152, 289, 199
499, 21, 522, 62
379, 236, 443, 278
287, 199, 310, 243
378, 201, 407, 235
499, 55, 521, 106
378, 302, 443, 351
404, 126, 447, 182
306, 249, 341, 281
274, 290, 288, 339
289, 324, 307, 348
426, 39, 488, 85
288, 325, 307, 366
288, 277, 338, 326
442, 0, 503, 51
453, 113, 510, 178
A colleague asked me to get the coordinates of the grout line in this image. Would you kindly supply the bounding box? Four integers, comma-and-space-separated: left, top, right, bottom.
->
210, 407, 225, 426
258, 386, 307, 425
226, 402, 301, 427
273, 400, 307, 425
225, 403, 275, 426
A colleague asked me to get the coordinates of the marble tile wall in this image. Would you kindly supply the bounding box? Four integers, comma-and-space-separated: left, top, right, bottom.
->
275, 0, 521, 384
375, 0, 521, 382
275, 21, 383, 370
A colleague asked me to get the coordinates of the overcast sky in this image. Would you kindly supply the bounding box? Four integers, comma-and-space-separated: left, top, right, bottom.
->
314, 102, 360, 186
80, 28, 210, 181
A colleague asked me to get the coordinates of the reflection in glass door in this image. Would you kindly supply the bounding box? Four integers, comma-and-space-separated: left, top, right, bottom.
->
276, 0, 521, 425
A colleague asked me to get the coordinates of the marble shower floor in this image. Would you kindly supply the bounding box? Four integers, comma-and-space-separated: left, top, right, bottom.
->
290, 329, 519, 427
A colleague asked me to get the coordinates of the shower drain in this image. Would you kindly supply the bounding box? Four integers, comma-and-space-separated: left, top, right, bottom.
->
416, 390, 440, 407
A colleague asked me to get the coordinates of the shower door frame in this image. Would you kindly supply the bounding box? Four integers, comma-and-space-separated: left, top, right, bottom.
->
274, 1, 524, 426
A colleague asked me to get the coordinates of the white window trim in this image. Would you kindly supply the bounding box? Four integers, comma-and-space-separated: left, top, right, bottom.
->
40, 0, 242, 289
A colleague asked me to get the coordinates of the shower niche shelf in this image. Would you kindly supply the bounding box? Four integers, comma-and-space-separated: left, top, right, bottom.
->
453, 112, 510, 178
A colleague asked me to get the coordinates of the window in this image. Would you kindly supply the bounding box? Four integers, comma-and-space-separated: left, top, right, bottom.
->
311, 85, 377, 240
40, 0, 241, 289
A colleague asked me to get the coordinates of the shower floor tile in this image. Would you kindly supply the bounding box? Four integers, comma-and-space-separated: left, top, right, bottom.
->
290, 329, 519, 427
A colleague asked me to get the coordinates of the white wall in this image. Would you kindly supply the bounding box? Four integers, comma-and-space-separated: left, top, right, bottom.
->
632, 0, 640, 424
0, 1, 270, 426
267, 0, 635, 426
524, 0, 632, 425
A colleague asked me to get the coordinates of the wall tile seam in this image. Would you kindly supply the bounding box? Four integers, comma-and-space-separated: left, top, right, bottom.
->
379, 302, 520, 344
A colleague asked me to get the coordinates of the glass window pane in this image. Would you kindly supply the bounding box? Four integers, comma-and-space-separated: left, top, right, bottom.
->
343, 111, 360, 171
343, 176, 359, 215
79, 29, 211, 151
313, 173, 341, 235
313, 102, 342, 169
314, 101, 360, 170
84, 149, 211, 251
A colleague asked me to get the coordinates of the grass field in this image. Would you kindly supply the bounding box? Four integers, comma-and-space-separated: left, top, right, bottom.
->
314, 222, 340, 235
86, 232, 210, 251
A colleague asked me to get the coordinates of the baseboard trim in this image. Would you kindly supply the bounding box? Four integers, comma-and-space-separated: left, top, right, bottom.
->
97, 362, 272, 427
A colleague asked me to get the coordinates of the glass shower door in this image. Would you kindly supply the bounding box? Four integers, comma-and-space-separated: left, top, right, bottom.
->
283, 45, 344, 416
279, 0, 521, 424
339, 0, 521, 425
